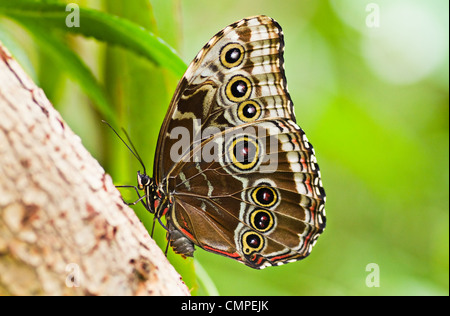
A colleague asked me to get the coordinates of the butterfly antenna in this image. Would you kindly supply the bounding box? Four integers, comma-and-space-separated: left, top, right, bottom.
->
102, 120, 147, 175
120, 127, 147, 174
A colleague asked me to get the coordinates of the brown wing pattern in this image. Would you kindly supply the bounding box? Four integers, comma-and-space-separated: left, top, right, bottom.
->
154, 16, 326, 268
155, 16, 295, 181
168, 118, 325, 268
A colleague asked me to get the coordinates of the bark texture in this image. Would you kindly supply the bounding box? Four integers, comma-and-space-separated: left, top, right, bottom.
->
0, 41, 190, 296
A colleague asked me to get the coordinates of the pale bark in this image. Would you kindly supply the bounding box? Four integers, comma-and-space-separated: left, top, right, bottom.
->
0, 41, 189, 296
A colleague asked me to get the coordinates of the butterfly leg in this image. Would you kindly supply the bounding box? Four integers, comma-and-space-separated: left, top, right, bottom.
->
117, 185, 161, 239
115, 185, 150, 211
164, 237, 170, 257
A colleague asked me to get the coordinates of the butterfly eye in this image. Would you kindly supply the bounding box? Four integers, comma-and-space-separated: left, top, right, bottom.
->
220, 43, 245, 68
226, 75, 252, 102
242, 231, 264, 255
250, 209, 275, 233
137, 172, 151, 189
238, 100, 261, 122
251, 185, 278, 208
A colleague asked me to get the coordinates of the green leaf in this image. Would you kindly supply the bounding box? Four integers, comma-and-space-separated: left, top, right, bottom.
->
0, 0, 187, 77
13, 17, 117, 125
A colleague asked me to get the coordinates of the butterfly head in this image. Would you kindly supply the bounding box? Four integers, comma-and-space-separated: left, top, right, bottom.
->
137, 170, 152, 190
136, 170, 160, 215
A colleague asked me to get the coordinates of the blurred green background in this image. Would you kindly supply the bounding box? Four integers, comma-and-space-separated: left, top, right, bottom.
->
0, 0, 448, 295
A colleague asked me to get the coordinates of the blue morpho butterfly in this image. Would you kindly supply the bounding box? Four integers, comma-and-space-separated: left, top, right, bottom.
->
109, 15, 326, 269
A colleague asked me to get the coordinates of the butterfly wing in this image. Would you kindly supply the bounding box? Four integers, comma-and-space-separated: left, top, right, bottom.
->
154, 15, 295, 181
167, 118, 325, 268
154, 16, 326, 268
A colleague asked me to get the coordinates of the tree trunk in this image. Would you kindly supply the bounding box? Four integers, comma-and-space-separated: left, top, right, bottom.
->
0, 41, 189, 296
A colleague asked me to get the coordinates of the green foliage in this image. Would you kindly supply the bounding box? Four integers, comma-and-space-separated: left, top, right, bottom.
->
0, 0, 448, 296
0, 0, 185, 125
0, 0, 185, 76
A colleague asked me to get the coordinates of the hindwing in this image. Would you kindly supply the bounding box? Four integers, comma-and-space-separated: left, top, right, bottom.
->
166, 118, 325, 268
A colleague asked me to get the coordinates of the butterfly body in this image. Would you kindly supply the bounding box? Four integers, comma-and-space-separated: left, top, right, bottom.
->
133, 16, 326, 269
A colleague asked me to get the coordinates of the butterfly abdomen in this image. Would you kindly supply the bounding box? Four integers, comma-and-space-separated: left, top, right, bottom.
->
167, 221, 195, 257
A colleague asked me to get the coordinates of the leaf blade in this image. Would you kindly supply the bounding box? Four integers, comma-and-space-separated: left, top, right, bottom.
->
13, 17, 117, 124
0, 0, 187, 76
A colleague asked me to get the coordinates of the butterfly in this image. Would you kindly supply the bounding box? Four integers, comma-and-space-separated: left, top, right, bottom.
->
119, 15, 326, 269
